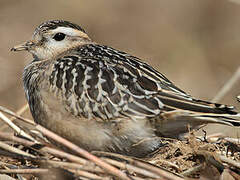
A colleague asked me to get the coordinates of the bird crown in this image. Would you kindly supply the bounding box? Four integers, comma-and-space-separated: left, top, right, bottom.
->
34, 20, 86, 36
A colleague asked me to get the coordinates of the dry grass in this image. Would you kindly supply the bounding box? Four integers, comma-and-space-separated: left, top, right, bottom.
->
0, 104, 239, 180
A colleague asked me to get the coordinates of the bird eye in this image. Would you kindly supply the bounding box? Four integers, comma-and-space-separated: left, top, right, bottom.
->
53, 33, 66, 41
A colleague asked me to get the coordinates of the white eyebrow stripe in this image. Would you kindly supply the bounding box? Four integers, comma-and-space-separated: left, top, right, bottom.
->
51, 27, 83, 36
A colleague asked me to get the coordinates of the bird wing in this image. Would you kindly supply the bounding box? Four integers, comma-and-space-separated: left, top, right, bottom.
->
49, 44, 240, 127
50, 49, 166, 120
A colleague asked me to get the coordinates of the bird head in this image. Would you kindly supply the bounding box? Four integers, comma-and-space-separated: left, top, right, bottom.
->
11, 20, 91, 60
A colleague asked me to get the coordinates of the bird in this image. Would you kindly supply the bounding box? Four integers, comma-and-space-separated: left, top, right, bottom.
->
11, 20, 240, 157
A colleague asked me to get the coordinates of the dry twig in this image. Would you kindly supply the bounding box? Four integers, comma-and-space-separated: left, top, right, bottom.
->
0, 141, 35, 158
36, 125, 131, 180
0, 111, 35, 141
219, 155, 240, 169
0, 168, 48, 174
212, 66, 240, 102
0, 103, 29, 132
0, 105, 34, 125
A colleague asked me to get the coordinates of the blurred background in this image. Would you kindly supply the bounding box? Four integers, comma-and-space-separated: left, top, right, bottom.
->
0, 0, 240, 136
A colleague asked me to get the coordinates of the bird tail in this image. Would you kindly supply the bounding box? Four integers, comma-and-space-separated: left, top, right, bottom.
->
181, 111, 240, 126
155, 94, 240, 138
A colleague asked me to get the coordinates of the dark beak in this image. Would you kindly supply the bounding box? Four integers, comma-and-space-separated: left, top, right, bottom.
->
11, 41, 35, 52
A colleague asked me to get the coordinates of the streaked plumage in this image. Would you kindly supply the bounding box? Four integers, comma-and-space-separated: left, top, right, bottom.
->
12, 20, 240, 157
